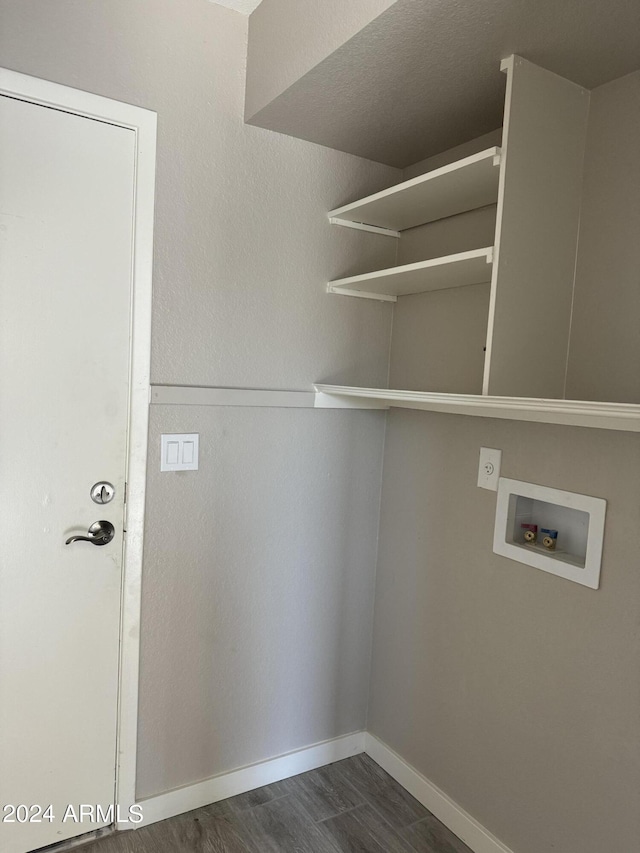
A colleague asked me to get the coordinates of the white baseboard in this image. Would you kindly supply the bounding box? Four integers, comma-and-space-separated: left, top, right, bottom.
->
136, 730, 513, 853
137, 731, 366, 827
364, 734, 515, 853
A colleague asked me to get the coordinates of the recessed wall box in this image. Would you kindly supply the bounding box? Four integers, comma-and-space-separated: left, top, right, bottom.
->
493, 478, 606, 589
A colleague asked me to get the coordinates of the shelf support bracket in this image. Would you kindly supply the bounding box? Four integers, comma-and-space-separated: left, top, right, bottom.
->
327, 285, 397, 303
314, 391, 389, 410
329, 217, 401, 238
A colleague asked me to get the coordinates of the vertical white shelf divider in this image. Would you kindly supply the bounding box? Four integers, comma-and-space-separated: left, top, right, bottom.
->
482, 56, 590, 398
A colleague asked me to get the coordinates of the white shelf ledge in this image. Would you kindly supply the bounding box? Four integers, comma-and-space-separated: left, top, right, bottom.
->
328, 247, 493, 302
328, 147, 501, 234
314, 385, 640, 431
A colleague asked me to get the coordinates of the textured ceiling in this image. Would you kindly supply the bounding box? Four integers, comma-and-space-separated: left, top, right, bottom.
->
209, 0, 263, 15
246, 0, 640, 167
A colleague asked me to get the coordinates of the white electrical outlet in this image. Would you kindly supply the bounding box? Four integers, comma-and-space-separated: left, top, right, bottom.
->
478, 447, 502, 490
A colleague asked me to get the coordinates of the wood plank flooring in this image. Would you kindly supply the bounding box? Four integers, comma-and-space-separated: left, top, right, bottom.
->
80, 755, 472, 853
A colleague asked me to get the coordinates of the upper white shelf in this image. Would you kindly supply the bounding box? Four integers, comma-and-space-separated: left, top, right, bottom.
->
328, 247, 493, 302
328, 147, 501, 235
314, 385, 640, 432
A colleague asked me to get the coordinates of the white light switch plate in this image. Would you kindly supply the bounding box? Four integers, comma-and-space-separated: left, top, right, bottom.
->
161, 433, 199, 471
478, 447, 502, 490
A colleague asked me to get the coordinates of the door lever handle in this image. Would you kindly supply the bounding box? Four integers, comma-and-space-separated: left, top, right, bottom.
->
65, 520, 115, 546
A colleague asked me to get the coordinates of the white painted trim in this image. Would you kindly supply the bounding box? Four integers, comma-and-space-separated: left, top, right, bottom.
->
153, 386, 390, 410
0, 68, 156, 826
116, 95, 156, 830
314, 385, 640, 431
137, 732, 366, 827
151, 386, 316, 408
364, 734, 515, 853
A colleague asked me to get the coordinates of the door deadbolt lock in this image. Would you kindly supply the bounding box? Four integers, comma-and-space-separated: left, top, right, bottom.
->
90, 482, 115, 505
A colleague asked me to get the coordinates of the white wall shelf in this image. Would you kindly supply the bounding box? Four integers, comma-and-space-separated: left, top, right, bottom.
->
328, 147, 501, 234
150, 384, 640, 430
322, 56, 634, 427
314, 385, 640, 431
327, 247, 493, 302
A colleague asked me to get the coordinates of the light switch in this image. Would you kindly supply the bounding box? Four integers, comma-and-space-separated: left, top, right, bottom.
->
161, 434, 199, 471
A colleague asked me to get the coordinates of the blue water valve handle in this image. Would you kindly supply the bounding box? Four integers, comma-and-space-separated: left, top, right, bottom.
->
541, 528, 558, 550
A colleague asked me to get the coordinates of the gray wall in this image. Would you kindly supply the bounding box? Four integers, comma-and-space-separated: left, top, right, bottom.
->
140, 404, 385, 796
565, 70, 640, 403
369, 119, 640, 853
0, 0, 398, 799
369, 412, 640, 853
368, 111, 640, 853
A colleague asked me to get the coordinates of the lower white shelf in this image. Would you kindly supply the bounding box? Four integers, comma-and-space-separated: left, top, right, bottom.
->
313, 384, 640, 431
327, 247, 493, 302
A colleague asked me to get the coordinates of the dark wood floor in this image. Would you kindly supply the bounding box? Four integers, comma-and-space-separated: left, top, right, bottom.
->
81, 754, 472, 853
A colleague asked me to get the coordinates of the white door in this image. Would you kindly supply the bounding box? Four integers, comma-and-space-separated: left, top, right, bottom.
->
0, 93, 135, 852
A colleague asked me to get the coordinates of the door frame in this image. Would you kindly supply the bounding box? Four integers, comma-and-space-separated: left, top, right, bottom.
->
0, 67, 156, 823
